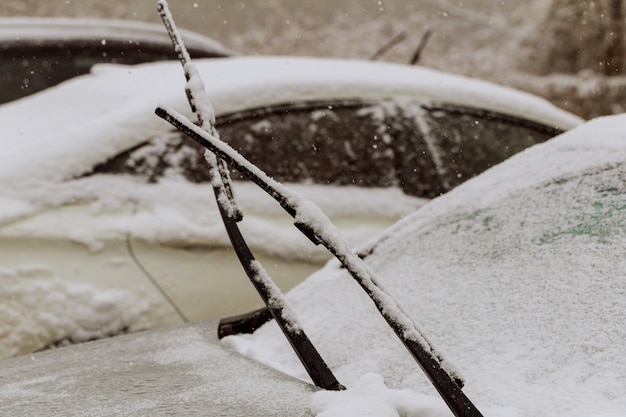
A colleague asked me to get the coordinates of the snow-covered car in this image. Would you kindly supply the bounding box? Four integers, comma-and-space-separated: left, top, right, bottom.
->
0, 17, 232, 104
0, 56, 582, 359
1, 111, 622, 417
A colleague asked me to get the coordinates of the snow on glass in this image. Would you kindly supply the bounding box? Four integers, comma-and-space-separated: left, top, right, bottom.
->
228, 114, 626, 417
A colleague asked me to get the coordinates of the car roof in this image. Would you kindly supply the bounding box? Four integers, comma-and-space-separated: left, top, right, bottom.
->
0, 319, 314, 417
0, 17, 233, 57
230, 113, 626, 416
0, 56, 583, 187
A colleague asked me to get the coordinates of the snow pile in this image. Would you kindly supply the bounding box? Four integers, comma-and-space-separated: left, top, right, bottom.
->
0, 266, 161, 360
310, 373, 519, 417
310, 373, 450, 417
225, 114, 626, 417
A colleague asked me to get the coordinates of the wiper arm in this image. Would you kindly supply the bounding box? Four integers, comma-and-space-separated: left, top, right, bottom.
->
156, 0, 344, 392
156, 105, 484, 417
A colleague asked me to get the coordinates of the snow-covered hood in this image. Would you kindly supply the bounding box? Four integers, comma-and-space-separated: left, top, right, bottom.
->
227, 113, 626, 417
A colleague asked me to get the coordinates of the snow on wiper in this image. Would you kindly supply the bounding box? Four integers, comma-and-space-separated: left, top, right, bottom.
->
156, 0, 344, 392
156, 2, 484, 415
156, 105, 484, 417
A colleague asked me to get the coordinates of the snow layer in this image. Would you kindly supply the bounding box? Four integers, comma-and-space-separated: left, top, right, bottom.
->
0, 266, 164, 360
226, 114, 626, 417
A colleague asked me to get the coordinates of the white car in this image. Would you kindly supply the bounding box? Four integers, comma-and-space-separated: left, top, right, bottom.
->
0, 112, 621, 417
0, 56, 582, 359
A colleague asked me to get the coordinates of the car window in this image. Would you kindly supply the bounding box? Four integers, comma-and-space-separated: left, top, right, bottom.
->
218, 101, 400, 188
91, 131, 211, 184
0, 40, 227, 104
410, 103, 562, 196
91, 99, 563, 198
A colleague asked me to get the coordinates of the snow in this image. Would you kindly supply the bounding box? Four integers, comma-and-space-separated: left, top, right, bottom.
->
310, 373, 451, 417
225, 113, 626, 417
0, 172, 422, 261
1, 53, 565, 237
0, 319, 316, 417
0, 266, 162, 360
250, 260, 303, 333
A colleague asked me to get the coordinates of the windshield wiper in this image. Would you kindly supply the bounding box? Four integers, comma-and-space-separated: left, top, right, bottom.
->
156, 0, 344, 392
156, 105, 484, 417
156, 2, 484, 415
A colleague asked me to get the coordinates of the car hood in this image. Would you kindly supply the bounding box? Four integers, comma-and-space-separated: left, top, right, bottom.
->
0, 319, 315, 416
226, 114, 626, 417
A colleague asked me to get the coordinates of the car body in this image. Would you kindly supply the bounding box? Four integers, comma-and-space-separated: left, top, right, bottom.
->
0, 17, 232, 104
0, 56, 582, 359
0, 112, 622, 417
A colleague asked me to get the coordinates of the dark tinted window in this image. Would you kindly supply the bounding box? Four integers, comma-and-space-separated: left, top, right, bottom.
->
92, 99, 563, 198
92, 131, 210, 184
0, 40, 227, 104
218, 101, 400, 188
408, 103, 561, 196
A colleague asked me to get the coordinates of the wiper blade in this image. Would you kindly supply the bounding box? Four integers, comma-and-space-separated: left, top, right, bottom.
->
156, 105, 484, 417
156, 0, 344, 392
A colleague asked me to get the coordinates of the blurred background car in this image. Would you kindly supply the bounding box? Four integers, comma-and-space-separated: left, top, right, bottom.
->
0, 17, 232, 104
0, 111, 622, 417
0, 55, 582, 359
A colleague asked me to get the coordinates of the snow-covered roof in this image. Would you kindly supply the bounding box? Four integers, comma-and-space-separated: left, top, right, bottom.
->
0, 17, 231, 56
0, 55, 583, 187
226, 113, 626, 417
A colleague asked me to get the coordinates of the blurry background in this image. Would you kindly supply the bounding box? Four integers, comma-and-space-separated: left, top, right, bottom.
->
2, 0, 625, 119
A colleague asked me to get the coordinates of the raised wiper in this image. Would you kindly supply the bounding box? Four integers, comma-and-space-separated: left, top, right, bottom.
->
156, 105, 484, 417
156, 2, 484, 415
156, 0, 344, 392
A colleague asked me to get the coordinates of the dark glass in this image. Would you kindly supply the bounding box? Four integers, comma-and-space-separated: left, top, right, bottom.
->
91, 99, 563, 198
0, 40, 227, 104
